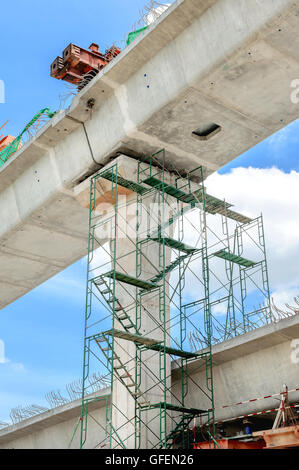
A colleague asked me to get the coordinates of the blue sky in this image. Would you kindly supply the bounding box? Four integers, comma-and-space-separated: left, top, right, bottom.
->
218, 120, 299, 174
0, 0, 158, 137
0, 0, 299, 424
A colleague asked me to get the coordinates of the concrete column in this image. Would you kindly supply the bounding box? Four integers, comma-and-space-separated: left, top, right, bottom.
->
76, 155, 178, 448
110, 182, 173, 449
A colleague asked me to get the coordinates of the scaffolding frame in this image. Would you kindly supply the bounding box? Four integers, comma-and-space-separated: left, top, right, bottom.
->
79, 150, 271, 449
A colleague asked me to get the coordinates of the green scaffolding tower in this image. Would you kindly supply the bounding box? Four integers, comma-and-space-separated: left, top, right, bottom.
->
79, 150, 271, 449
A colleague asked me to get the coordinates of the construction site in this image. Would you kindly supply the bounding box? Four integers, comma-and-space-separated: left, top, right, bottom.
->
1, 0, 299, 451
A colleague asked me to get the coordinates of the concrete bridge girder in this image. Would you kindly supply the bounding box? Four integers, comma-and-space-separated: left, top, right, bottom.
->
1, 0, 299, 308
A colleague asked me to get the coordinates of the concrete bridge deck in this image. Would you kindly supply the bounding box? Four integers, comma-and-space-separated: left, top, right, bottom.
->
1, 0, 299, 308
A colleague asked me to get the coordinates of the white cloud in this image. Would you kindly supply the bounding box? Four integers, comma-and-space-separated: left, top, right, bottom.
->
90, 242, 111, 276
205, 167, 299, 305
0, 339, 8, 364
271, 288, 299, 306
37, 273, 85, 303
144, 2, 171, 25
10, 362, 25, 372
0, 355, 26, 371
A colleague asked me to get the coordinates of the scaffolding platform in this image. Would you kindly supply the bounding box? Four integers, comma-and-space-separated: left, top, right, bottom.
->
102, 271, 157, 290
143, 176, 200, 204
151, 402, 206, 415
149, 343, 200, 359
213, 249, 257, 268
101, 170, 148, 195
102, 329, 161, 347
195, 192, 232, 212
144, 175, 252, 225
195, 191, 253, 224
150, 236, 197, 254
103, 329, 200, 358
222, 209, 252, 225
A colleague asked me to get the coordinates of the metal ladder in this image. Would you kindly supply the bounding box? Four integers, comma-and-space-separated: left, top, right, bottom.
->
94, 277, 138, 334
161, 413, 194, 449
95, 334, 149, 408
150, 254, 190, 283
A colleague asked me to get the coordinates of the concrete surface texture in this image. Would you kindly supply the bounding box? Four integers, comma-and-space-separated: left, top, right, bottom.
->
0, 390, 110, 449
1, 315, 299, 449
1, 0, 299, 307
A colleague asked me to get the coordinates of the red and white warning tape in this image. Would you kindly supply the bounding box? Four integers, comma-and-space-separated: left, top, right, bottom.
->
215, 403, 299, 424
208, 385, 299, 413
